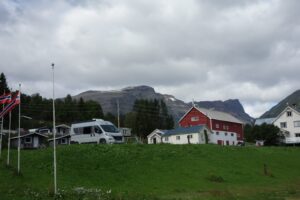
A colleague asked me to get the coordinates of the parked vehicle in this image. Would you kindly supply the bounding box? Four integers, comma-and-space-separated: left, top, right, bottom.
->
70, 119, 124, 144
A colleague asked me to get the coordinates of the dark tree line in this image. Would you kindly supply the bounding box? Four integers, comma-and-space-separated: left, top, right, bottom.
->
1, 73, 175, 139
4, 93, 104, 130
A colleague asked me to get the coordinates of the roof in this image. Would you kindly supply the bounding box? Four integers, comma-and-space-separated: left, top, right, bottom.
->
10, 132, 48, 140
254, 118, 276, 126
197, 107, 243, 124
273, 106, 300, 123
179, 106, 243, 124
163, 125, 207, 136
48, 134, 71, 141
55, 124, 70, 129
147, 129, 168, 138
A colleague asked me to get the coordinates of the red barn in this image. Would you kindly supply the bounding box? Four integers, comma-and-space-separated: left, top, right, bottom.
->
179, 106, 244, 145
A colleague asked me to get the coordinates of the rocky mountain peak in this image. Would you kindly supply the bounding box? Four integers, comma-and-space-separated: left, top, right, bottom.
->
122, 85, 155, 93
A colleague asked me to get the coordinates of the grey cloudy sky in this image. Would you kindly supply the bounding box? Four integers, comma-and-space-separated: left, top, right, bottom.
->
1, 0, 300, 117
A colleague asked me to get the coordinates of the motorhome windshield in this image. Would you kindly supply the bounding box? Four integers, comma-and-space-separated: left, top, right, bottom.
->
101, 125, 119, 133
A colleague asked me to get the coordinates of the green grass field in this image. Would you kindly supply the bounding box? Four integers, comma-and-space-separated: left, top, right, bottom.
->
1, 144, 300, 200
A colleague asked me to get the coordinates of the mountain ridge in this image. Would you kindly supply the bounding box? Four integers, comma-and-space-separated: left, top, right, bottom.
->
73, 85, 254, 124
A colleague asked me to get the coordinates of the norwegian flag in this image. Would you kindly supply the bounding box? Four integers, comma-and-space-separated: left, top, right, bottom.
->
0, 91, 20, 118
14, 91, 20, 105
0, 93, 11, 104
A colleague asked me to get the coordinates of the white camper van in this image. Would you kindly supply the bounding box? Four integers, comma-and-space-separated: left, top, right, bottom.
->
70, 119, 124, 144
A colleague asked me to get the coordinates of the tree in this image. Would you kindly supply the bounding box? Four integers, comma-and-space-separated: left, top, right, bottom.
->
104, 112, 117, 125
244, 123, 280, 145
244, 124, 254, 142
125, 99, 174, 138
0, 72, 10, 93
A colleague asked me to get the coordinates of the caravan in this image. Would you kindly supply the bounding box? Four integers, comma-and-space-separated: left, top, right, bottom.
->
70, 119, 124, 144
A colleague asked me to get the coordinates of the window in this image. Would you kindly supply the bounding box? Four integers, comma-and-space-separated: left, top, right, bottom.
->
188, 134, 193, 138
215, 124, 219, 128
83, 126, 92, 134
225, 132, 228, 136
216, 132, 219, 135
61, 138, 67, 144
94, 126, 103, 133
231, 133, 234, 137
295, 133, 300, 137
280, 122, 287, 128
294, 121, 300, 127
176, 136, 180, 140
191, 116, 199, 122
223, 125, 229, 130
165, 137, 169, 142
287, 111, 292, 117
25, 137, 32, 144
101, 125, 118, 133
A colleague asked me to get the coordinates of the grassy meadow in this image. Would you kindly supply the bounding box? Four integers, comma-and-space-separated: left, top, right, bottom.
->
1, 144, 300, 200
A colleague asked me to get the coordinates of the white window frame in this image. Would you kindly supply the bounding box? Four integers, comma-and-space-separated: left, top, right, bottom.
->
287, 111, 292, 117
176, 136, 180, 140
191, 116, 199, 122
295, 133, 300, 137
294, 121, 300, 127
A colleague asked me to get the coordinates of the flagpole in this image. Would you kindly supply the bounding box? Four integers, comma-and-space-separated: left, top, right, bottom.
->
52, 63, 57, 194
0, 103, 3, 159
0, 89, 5, 159
7, 111, 11, 166
17, 84, 21, 174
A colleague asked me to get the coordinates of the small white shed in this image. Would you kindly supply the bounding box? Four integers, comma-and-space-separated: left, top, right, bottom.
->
147, 129, 168, 144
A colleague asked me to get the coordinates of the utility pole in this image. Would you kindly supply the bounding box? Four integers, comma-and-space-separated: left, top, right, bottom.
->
52, 63, 57, 194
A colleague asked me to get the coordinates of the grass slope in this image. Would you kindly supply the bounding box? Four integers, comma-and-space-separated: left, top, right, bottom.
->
1, 144, 300, 200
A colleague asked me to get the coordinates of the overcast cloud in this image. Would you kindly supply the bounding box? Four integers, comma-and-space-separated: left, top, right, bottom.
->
1, 0, 300, 117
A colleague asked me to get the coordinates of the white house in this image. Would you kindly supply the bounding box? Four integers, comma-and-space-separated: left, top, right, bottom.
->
256, 105, 300, 145
161, 125, 212, 145
10, 132, 48, 149
272, 106, 300, 144
147, 129, 168, 144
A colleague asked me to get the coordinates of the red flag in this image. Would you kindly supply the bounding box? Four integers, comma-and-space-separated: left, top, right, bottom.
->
0, 93, 11, 104
0, 92, 20, 118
